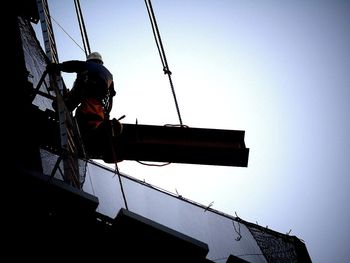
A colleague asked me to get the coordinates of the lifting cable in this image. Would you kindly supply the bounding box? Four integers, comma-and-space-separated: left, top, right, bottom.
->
144, 0, 184, 126
74, 0, 91, 57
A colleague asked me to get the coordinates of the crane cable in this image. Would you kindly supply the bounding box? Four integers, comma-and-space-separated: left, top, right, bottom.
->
144, 0, 184, 126
74, 0, 91, 58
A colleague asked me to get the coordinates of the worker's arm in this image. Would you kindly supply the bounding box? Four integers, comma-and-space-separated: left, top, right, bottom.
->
57, 60, 88, 73
46, 60, 88, 73
106, 81, 116, 115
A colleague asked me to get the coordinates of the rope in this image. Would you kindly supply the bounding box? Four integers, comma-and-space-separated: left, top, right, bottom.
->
144, 0, 184, 126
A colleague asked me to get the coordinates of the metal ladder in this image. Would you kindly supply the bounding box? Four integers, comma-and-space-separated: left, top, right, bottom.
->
36, 0, 82, 188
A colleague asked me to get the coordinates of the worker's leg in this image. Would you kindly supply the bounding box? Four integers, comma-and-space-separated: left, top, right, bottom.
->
75, 116, 103, 159
101, 119, 123, 163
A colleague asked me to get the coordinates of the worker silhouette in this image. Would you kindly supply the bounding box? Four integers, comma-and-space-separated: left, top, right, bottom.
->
47, 52, 122, 162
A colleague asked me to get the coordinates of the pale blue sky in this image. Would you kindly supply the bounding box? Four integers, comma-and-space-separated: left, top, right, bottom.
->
35, 1, 350, 262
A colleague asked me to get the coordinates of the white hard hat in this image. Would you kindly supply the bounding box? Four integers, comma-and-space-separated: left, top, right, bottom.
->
87, 52, 103, 63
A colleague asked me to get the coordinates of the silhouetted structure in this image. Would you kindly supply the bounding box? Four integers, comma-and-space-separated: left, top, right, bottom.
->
9, 1, 312, 262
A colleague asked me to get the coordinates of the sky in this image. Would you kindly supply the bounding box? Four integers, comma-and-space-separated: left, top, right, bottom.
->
34, 1, 350, 262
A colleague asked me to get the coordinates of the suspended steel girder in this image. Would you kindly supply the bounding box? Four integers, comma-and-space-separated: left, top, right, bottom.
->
36, 108, 249, 167
108, 123, 249, 167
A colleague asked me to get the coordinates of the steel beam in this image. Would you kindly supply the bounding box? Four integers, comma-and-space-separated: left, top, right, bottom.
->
108, 123, 249, 167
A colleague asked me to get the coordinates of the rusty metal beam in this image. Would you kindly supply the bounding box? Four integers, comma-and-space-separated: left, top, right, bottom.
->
108, 124, 249, 167
35, 107, 249, 167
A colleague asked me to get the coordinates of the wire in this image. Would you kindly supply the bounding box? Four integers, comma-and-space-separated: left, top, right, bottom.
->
232, 220, 242, 241
164, 123, 189, 128
103, 120, 129, 210
144, 0, 184, 126
204, 201, 214, 212
49, 15, 85, 53
136, 160, 171, 167
114, 163, 129, 210
211, 253, 265, 262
